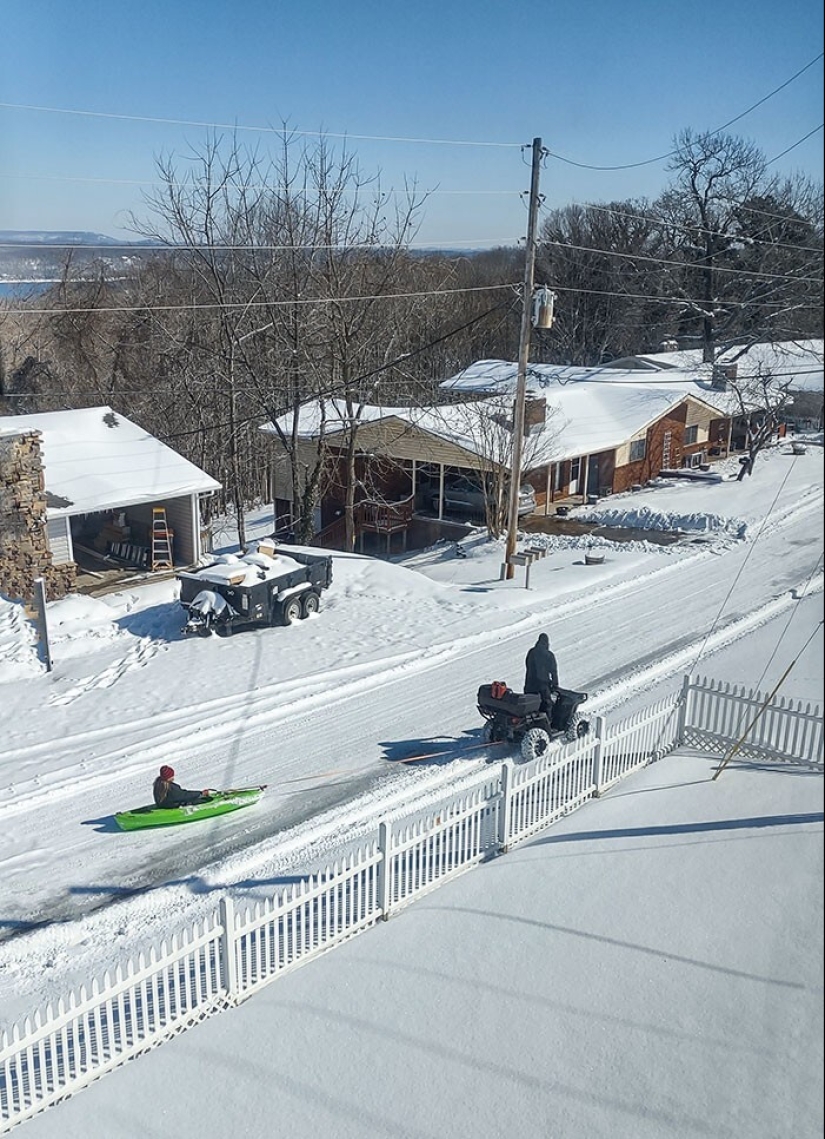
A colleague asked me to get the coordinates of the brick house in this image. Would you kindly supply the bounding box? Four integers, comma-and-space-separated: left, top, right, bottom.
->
260, 371, 730, 541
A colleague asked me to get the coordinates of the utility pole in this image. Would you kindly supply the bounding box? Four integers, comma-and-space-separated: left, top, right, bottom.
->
504, 137, 544, 579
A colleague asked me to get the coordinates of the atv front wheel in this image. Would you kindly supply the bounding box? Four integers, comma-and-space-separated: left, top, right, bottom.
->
521, 727, 552, 762
565, 715, 590, 742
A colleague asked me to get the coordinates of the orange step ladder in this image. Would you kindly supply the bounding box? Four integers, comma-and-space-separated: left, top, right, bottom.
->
150, 506, 173, 571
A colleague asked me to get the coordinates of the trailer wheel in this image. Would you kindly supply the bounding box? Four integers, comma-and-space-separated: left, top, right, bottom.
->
521, 727, 552, 762
302, 591, 321, 618
281, 597, 303, 626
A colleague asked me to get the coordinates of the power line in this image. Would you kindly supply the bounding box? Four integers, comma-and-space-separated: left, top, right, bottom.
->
4, 189, 822, 255
156, 299, 516, 442
767, 124, 825, 165
554, 202, 824, 256
545, 53, 824, 171
3, 278, 819, 320
539, 239, 823, 286
0, 236, 523, 252
5, 362, 819, 403
0, 102, 522, 149
523, 365, 824, 386
1, 281, 518, 317
0, 51, 821, 174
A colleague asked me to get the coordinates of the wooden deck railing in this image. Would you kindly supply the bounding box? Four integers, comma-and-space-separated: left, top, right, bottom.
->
356, 495, 414, 553
309, 496, 415, 554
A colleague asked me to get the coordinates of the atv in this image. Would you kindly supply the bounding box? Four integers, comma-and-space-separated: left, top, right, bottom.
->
477, 681, 590, 762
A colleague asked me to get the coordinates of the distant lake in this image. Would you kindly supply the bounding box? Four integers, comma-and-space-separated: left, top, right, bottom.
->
0, 281, 54, 298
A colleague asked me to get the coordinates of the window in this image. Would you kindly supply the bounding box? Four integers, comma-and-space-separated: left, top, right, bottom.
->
629, 438, 646, 462
684, 425, 699, 445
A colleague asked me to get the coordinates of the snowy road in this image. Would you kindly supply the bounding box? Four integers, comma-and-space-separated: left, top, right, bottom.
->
1, 456, 822, 938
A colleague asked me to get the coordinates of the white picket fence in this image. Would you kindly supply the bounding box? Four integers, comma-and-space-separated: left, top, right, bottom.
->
683, 674, 824, 767
1, 674, 821, 1132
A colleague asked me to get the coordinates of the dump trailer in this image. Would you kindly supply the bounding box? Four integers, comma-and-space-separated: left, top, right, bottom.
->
178, 539, 333, 635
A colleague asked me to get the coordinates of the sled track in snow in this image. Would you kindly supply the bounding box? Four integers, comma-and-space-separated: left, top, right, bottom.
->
0, 570, 821, 943
1, 540, 727, 815
2, 491, 822, 819
0, 485, 821, 942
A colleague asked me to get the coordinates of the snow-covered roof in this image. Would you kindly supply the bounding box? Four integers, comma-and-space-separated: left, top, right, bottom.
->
605, 340, 824, 392
439, 351, 820, 419
260, 379, 716, 467
0, 406, 221, 517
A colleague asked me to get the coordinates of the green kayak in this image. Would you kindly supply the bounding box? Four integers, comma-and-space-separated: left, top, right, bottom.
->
115, 786, 266, 831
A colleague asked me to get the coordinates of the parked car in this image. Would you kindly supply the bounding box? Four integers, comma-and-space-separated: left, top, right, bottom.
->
429, 473, 536, 518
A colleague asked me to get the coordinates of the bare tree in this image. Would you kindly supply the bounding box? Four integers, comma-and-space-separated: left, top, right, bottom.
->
658, 130, 823, 360
129, 129, 432, 548
720, 357, 803, 480
536, 200, 672, 362
426, 395, 556, 538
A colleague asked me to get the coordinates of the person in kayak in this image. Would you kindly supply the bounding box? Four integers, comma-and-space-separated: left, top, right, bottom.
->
153, 765, 212, 807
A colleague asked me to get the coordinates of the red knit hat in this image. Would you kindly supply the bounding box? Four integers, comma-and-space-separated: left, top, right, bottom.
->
159, 765, 175, 781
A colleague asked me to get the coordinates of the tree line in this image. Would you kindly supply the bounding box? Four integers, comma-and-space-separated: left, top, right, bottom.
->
1, 127, 822, 545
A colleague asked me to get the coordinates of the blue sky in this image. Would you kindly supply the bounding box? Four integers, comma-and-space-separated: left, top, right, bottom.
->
1, 0, 822, 247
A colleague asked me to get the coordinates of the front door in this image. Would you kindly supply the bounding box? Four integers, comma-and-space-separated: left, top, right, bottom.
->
569, 458, 580, 496
587, 455, 600, 497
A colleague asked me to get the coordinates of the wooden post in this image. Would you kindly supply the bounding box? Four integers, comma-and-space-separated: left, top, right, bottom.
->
505, 137, 544, 579
34, 576, 52, 673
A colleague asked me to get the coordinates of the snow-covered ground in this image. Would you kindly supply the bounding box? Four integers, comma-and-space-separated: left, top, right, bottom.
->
20, 748, 824, 1139
1, 442, 822, 1033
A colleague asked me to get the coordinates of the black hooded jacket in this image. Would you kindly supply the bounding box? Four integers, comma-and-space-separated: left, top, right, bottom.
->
524, 633, 559, 699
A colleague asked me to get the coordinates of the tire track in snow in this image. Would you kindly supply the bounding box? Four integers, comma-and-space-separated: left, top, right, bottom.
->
4, 489, 822, 818
0, 544, 713, 814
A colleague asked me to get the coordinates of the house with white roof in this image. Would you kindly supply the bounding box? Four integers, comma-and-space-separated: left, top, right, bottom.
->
260, 367, 731, 546
600, 340, 824, 436
601, 339, 823, 392
0, 407, 220, 600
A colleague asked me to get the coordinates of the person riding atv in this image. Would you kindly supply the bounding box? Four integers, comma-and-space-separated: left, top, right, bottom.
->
524, 633, 559, 714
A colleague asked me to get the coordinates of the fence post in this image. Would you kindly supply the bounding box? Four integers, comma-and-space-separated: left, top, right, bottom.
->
676, 673, 692, 743
497, 760, 512, 850
378, 821, 392, 920
592, 716, 605, 796
219, 896, 238, 1000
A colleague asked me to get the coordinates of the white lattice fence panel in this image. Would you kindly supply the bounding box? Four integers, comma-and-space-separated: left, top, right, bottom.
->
684, 676, 823, 768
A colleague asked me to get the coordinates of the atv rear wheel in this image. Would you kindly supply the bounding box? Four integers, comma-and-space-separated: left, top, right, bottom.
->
521, 727, 552, 762
482, 720, 502, 744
